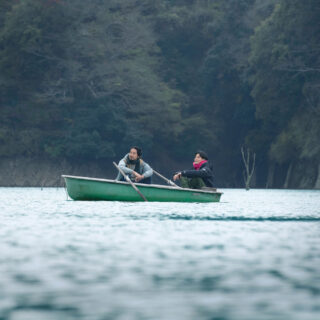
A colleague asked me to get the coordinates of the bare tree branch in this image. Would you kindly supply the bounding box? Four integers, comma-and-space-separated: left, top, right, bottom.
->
241, 147, 256, 190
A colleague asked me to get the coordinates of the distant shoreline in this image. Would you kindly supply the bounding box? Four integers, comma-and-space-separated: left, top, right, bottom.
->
0, 157, 319, 189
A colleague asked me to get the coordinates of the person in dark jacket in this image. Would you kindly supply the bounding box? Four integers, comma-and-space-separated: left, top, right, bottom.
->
173, 151, 214, 189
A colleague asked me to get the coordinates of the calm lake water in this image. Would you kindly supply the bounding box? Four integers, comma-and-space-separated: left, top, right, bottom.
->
0, 188, 319, 320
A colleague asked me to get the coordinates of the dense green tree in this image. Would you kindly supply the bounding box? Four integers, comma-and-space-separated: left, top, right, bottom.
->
249, 0, 320, 167
0, 0, 72, 157
0, 0, 185, 160
0, 0, 319, 187
151, 0, 259, 183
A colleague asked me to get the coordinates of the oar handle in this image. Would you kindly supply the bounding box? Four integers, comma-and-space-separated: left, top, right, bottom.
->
153, 170, 181, 188
113, 162, 148, 202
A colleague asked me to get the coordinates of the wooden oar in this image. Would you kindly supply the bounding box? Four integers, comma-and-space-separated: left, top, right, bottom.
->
153, 169, 181, 188
113, 162, 148, 202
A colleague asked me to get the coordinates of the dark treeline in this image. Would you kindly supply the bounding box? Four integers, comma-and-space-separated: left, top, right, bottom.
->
0, 0, 319, 187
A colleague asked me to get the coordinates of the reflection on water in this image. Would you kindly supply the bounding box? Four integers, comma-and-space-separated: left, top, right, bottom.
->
0, 188, 320, 320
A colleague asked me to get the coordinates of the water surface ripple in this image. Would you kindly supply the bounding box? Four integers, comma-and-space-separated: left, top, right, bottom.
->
0, 188, 319, 320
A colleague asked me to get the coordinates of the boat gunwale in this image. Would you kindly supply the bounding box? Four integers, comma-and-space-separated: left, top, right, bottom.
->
61, 175, 222, 195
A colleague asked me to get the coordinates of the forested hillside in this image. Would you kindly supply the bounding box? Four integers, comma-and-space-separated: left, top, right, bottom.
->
0, 0, 319, 187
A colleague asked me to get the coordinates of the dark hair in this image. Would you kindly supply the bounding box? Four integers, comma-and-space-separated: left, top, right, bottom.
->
195, 150, 208, 160
131, 146, 142, 157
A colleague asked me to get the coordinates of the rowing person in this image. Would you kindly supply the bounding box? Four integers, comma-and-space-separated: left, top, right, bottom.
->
173, 151, 214, 189
116, 146, 153, 184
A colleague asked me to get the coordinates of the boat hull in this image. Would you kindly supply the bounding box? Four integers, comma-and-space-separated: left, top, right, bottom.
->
62, 175, 222, 203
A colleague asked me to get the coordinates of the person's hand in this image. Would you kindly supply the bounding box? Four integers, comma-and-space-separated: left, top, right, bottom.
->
131, 171, 141, 182
173, 173, 181, 181
132, 171, 140, 178
135, 174, 144, 182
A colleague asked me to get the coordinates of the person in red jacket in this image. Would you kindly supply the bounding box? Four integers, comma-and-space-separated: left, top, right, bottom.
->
173, 151, 214, 189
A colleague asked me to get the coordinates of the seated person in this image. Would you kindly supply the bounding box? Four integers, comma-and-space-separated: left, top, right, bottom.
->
173, 151, 214, 189
116, 146, 153, 184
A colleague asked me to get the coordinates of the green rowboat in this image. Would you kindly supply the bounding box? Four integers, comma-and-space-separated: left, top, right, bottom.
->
62, 175, 222, 202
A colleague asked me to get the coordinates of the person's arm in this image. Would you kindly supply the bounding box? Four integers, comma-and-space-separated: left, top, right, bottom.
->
181, 166, 212, 179
141, 162, 153, 178
118, 155, 133, 175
